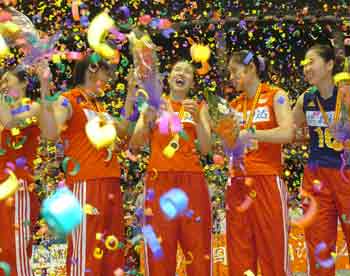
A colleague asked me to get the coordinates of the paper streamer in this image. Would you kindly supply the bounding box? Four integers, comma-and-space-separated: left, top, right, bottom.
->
291, 190, 318, 228
142, 225, 163, 259
0, 262, 10, 276
0, 170, 19, 201
315, 242, 335, 268
62, 157, 80, 176
159, 188, 189, 220
88, 13, 117, 59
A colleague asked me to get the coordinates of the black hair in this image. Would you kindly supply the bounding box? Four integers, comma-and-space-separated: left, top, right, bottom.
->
307, 44, 344, 75
72, 54, 112, 86
3, 69, 40, 100
229, 50, 268, 81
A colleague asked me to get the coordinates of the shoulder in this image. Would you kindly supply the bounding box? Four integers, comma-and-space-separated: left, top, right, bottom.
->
229, 95, 243, 109
262, 83, 282, 97
302, 86, 318, 104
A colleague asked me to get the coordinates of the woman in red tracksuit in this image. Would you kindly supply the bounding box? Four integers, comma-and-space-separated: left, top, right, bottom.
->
0, 62, 56, 276
51, 55, 134, 276
223, 50, 294, 276
130, 61, 213, 275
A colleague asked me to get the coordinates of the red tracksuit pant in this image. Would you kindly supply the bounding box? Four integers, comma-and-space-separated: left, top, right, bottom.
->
144, 172, 212, 276
0, 180, 39, 276
302, 167, 350, 276
66, 177, 124, 276
226, 175, 291, 276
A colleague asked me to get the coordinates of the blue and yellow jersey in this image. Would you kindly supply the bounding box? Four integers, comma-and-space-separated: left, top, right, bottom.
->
303, 86, 344, 168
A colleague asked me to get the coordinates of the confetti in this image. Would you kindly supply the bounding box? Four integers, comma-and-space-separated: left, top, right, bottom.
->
0, 262, 10, 276
159, 188, 189, 220
142, 225, 163, 259
291, 190, 318, 228
62, 157, 80, 176
41, 187, 83, 235
0, 170, 19, 201
315, 242, 335, 268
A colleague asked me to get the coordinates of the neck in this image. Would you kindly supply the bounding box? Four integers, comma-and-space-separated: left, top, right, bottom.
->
14, 91, 26, 106
80, 82, 96, 100
245, 78, 261, 99
169, 90, 187, 102
316, 77, 334, 100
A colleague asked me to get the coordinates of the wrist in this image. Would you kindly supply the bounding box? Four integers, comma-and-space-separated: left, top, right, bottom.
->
247, 127, 257, 139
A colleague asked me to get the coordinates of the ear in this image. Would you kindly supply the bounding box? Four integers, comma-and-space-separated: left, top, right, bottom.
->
327, 59, 334, 73
247, 62, 257, 75
22, 79, 29, 90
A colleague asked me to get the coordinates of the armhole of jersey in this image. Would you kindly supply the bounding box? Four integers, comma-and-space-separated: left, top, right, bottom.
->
62, 93, 77, 123
302, 93, 307, 114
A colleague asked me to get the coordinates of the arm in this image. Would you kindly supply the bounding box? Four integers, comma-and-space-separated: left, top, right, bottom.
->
37, 64, 61, 140
129, 106, 156, 151
124, 67, 137, 119
251, 90, 295, 144
114, 69, 138, 141
0, 100, 12, 129
292, 93, 309, 143
195, 104, 212, 155
293, 93, 306, 129
0, 96, 40, 129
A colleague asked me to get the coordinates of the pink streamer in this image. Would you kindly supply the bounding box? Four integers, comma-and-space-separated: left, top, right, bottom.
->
169, 113, 182, 133
340, 153, 349, 183
158, 111, 170, 134
5, 162, 15, 171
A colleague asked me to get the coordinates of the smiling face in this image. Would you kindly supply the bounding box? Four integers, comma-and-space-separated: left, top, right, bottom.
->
86, 66, 112, 97
168, 61, 194, 96
0, 72, 27, 100
228, 58, 257, 92
303, 49, 334, 86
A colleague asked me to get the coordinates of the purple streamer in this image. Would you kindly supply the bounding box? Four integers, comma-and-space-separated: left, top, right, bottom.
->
340, 152, 349, 183
315, 242, 335, 268
138, 72, 163, 110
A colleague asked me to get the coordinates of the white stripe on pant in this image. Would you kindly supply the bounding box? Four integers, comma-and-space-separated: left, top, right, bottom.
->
15, 181, 33, 276
70, 181, 87, 276
276, 176, 292, 276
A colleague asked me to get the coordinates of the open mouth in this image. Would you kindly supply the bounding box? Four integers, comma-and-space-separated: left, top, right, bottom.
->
175, 77, 186, 87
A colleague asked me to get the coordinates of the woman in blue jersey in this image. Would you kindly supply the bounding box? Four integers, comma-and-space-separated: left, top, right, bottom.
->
293, 44, 349, 276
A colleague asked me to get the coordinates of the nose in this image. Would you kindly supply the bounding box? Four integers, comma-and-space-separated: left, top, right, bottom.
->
303, 64, 311, 74
229, 72, 234, 80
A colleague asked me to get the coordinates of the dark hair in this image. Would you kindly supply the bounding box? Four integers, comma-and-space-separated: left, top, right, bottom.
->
72, 54, 112, 86
229, 50, 268, 80
307, 44, 343, 75
4, 69, 40, 100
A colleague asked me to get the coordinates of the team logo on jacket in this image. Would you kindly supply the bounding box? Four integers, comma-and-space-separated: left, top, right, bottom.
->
306, 110, 334, 127
236, 106, 270, 125
307, 101, 316, 108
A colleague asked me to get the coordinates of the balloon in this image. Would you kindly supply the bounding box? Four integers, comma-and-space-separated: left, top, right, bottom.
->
6, 7, 39, 42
